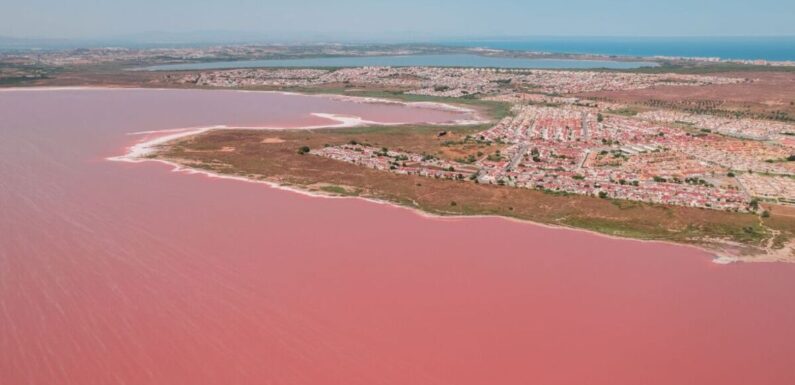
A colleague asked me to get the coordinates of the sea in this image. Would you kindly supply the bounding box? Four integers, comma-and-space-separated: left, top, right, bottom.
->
143, 37, 794, 71
441, 36, 795, 61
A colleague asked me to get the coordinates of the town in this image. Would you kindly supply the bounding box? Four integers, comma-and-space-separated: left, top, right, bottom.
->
3, 43, 792, 70
178, 66, 746, 96
311, 102, 795, 211
3, 46, 793, 212
164, 64, 795, 211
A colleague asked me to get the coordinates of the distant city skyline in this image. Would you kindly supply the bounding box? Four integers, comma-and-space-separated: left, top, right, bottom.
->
2, 0, 794, 41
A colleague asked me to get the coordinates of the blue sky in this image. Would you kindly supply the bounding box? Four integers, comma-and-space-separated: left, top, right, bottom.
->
2, 0, 793, 40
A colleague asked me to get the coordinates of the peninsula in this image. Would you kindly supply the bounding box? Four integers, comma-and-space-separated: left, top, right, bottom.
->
4, 43, 795, 261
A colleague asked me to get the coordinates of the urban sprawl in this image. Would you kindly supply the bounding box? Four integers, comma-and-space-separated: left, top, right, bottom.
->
177, 66, 795, 212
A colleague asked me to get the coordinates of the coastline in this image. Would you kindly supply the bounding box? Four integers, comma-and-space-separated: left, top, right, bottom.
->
113, 148, 726, 262
109, 91, 488, 163
5, 42, 795, 385
89, 87, 793, 264
122, 144, 795, 265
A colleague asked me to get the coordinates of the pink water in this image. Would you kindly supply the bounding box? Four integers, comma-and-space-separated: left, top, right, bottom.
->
1, 88, 794, 385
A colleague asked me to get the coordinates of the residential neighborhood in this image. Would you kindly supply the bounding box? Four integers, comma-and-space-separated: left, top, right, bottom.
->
179, 66, 746, 96
312, 103, 795, 210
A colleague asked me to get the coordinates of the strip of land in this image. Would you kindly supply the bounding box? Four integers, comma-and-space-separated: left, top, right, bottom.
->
5, 43, 795, 261
144, 95, 795, 262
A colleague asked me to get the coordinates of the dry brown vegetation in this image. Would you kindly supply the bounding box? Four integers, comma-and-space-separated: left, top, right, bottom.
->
154, 124, 795, 259
10, 64, 795, 259
581, 72, 795, 121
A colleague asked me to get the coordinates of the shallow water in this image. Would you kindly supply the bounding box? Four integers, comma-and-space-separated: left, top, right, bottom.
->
1, 88, 794, 385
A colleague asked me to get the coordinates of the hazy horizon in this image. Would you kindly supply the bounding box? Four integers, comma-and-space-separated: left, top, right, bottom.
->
2, 33, 795, 51
2, 0, 794, 42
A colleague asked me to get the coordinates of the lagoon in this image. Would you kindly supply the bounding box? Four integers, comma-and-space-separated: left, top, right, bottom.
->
1, 88, 793, 385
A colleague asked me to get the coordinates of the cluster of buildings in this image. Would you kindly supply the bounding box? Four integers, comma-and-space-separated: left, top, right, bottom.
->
5, 43, 795, 70
651, 55, 795, 67
507, 70, 744, 94
178, 66, 745, 97
185, 69, 330, 88
483, 92, 595, 106
1, 45, 431, 67
3, 47, 242, 66
5, 44, 786, 210
174, 65, 793, 210
311, 104, 768, 211
472, 107, 749, 210
668, 135, 795, 176
737, 174, 795, 204
637, 110, 795, 143
310, 144, 478, 179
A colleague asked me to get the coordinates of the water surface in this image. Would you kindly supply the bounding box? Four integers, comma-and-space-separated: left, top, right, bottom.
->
443, 36, 795, 61
1, 88, 794, 385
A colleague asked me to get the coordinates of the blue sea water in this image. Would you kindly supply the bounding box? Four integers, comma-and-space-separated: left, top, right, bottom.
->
142, 37, 794, 71
441, 37, 795, 61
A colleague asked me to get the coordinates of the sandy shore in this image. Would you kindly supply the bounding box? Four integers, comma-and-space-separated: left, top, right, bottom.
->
106, 88, 485, 162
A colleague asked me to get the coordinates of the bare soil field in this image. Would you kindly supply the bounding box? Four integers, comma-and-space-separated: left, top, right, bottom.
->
581, 71, 795, 120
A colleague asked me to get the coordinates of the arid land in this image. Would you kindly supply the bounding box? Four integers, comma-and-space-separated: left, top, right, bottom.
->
4, 44, 795, 261
151, 117, 793, 262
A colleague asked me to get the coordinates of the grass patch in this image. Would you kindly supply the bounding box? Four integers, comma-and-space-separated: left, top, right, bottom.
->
319, 184, 358, 196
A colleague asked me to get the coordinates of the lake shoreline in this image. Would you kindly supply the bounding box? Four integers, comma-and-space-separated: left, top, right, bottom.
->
91, 87, 792, 264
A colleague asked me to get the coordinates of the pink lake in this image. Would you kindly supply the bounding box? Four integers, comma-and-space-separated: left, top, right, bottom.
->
1, 88, 794, 385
